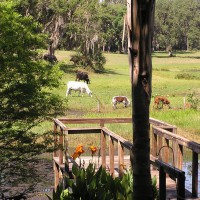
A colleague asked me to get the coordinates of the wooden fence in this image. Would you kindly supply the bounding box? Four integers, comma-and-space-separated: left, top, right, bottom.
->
53, 117, 200, 198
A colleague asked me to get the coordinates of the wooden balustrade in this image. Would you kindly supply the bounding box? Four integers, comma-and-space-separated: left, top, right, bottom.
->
53, 117, 199, 197
151, 125, 200, 197
156, 160, 185, 200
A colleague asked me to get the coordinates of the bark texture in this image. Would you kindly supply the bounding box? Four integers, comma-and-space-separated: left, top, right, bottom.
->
127, 0, 156, 199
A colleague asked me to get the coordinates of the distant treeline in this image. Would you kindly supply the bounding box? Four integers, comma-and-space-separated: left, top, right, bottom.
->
10, 0, 200, 52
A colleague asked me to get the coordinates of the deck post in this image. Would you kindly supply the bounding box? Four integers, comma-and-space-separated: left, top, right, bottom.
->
109, 136, 115, 177
163, 138, 169, 163
59, 128, 63, 165
172, 140, 178, 168
54, 162, 59, 191
118, 141, 124, 178
151, 127, 157, 169
63, 130, 70, 189
54, 122, 58, 157
101, 130, 106, 168
158, 135, 163, 160
177, 171, 185, 200
159, 165, 166, 200
177, 144, 183, 170
192, 151, 198, 197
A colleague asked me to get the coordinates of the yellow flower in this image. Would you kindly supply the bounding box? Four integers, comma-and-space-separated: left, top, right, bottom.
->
89, 145, 98, 156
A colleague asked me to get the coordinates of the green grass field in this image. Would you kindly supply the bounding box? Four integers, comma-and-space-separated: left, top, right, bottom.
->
51, 50, 200, 146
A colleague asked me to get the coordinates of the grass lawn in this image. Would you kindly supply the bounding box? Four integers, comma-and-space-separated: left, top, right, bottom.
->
48, 50, 200, 147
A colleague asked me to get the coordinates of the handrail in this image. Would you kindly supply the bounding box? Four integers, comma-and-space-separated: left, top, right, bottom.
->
151, 125, 199, 197
102, 127, 133, 150
156, 160, 185, 200
152, 126, 200, 153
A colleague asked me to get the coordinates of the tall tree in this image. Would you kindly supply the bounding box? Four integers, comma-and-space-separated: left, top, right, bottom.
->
127, 0, 155, 199
0, 2, 67, 197
154, 0, 200, 50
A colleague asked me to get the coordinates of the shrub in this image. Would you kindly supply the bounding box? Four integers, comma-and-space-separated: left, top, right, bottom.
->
47, 163, 158, 200
175, 73, 199, 80
70, 51, 106, 72
187, 92, 199, 110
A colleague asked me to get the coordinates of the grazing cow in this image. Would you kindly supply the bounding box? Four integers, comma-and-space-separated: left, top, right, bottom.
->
66, 81, 92, 97
154, 96, 170, 109
112, 96, 130, 109
76, 71, 90, 84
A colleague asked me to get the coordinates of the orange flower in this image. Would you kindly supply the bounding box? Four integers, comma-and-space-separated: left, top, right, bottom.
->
120, 163, 127, 170
88, 145, 98, 156
75, 145, 84, 155
71, 152, 79, 160
71, 145, 85, 159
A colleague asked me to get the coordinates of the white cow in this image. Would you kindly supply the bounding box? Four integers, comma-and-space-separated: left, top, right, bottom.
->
66, 81, 92, 97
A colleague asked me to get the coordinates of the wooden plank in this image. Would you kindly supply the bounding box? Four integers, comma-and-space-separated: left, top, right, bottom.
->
159, 165, 166, 200
149, 118, 176, 128
102, 127, 132, 150
109, 136, 115, 177
118, 141, 124, 178
177, 173, 185, 200
54, 157, 64, 169
54, 161, 59, 191
164, 138, 169, 163
101, 131, 106, 168
54, 123, 58, 157
177, 144, 183, 170
58, 118, 132, 124
192, 152, 198, 197
67, 127, 101, 134
59, 129, 63, 164
158, 135, 163, 160
53, 118, 67, 130
153, 126, 200, 153
155, 160, 185, 178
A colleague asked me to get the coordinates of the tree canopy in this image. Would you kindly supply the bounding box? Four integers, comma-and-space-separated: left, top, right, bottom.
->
0, 2, 67, 197
154, 0, 200, 50
3, 0, 198, 55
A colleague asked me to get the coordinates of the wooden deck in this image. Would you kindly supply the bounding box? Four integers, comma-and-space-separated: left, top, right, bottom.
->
57, 155, 199, 200
53, 117, 200, 199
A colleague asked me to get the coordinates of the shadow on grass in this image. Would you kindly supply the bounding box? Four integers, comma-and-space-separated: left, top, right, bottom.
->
152, 51, 200, 59
96, 68, 123, 75
59, 64, 76, 74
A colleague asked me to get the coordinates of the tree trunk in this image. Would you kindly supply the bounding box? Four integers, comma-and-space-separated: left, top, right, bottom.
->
127, 0, 155, 199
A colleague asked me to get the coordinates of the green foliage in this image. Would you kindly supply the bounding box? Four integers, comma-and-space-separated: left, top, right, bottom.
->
7, 0, 200, 52
152, 175, 158, 199
0, 2, 67, 197
70, 51, 106, 72
175, 73, 199, 80
154, 0, 200, 50
48, 163, 158, 200
187, 92, 199, 110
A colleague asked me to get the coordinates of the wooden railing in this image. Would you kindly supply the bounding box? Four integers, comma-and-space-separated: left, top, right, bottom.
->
156, 160, 185, 200
151, 125, 200, 197
53, 117, 200, 198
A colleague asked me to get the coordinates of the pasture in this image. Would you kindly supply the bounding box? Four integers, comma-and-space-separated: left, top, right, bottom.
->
50, 50, 200, 147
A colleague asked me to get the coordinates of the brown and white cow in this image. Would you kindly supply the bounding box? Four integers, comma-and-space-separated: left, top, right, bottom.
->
112, 96, 130, 109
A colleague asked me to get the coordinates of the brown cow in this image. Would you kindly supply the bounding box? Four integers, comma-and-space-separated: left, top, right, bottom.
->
153, 96, 170, 109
